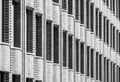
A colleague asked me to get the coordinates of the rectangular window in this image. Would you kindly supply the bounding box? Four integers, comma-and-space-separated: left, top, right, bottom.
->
68, 35, 73, 69
80, 43, 84, 74
116, 30, 119, 53
106, 20, 109, 45
63, 31, 67, 67
99, 12, 102, 39
99, 55, 102, 81
104, 17, 106, 42
62, 0, 67, 10
91, 49, 94, 78
46, 21, 52, 61
113, 27, 115, 50
90, 3, 94, 32
76, 39, 80, 72
12, 74, 20, 82
113, 64, 115, 82
2, 0, 9, 43
96, 9, 98, 36
53, 0, 59, 3
110, 0, 113, 11
86, 0, 90, 29
96, 52, 99, 80
53, 25, 59, 63
113, 0, 115, 14
104, 58, 106, 82
111, 62, 113, 82
110, 24, 113, 48
119, 33, 120, 53
107, 59, 109, 82
75, 0, 79, 20
68, 0, 73, 14
80, 0, 84, 24
35, 80, 42, 82
87, 46, 90, 76
106, 0, 109, 6
36, 14, 42, 56
13, 1, 21, 47
0, 71, 9, 82
26, 9, 33, 53
26, 78, 33, 82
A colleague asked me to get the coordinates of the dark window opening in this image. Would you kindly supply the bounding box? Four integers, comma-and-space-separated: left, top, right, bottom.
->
103, 17, 106, 42
87, 46, 90, 76
75, 0, 79, 20
62, 0, 67, 10
113, 27, 115, 50
46, 21, 52, 61
2, 0, 9, 43
111, 62, 113, 82
68, 0, 73, 14
80, 0, 84, 24
26, 9, 33, 53
76, 39, 80, 72
86, 0, 90, 29
53, 0, 59, 3
96, 9, 98, 36
35, 80, 42, 82
68, 35, 73, 69
99, 55, 102, 81
26, 78, 33, 82
36, 14, 42, 56
53, 25, 59, 63
12, 74, 20, 82
99, 12, 102, 39
106, 0, 109, 6
96, 52, 99, 80
13, 1, 21, 47
0, 71, 9, 82
104, 58, 106, 82
63, 31, 67, 67
80, 43, 84, 74
110, 24, 113, 48
90, 3, 94, 32
119, 33, 120, 54
91, 49, 94, 78
113, 64, 115, 82
113, 0, 115, 14
107, 59, 109, 82
106, 20, 109, 45
116, 30, 119, 53
110, 0, 113, 11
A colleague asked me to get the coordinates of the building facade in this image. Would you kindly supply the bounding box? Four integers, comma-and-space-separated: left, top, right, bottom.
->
0, 0, 120, 82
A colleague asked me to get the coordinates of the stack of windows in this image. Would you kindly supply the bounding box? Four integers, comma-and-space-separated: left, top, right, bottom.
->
13, 1, 21, 47
2, 0, 9, 43
103, 17, 106, 42
36, 14, 42, 56
80, 43, 84, 74
0, 71, 9, 82
116, 30, 119, 53
68, 0, 73, 14
68, 35, 73, 69
46, 21, 52, 61
90, 3, 94, 32
53, 25, 59, 64
75, 0, 79, 20
111, 62, 113, 82
110, 24, 113, 48
26, 9, 33, 53
110, 0, 113, 11
76, 39, 80, 72
107, 59, 109, 82
104, 58, 106, 82
62, 0, 67, 10
80, 0, 84, 24
113, 0, 115, 14
12, 74, 20, 82
113, 27, 115, 50
113, 64, 115, 82
63, 31, 67, 67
